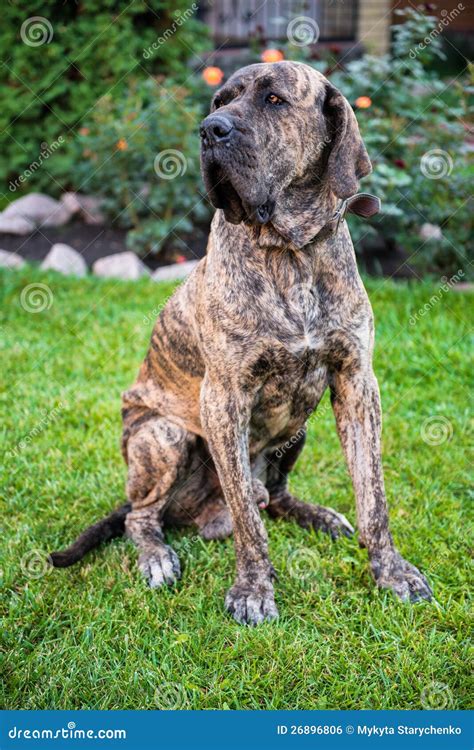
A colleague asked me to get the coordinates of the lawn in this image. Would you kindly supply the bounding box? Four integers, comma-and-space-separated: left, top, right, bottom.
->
0, 267, 472, 711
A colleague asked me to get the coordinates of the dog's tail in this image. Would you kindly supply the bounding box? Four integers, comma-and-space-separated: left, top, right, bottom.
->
49, 502, 131, 568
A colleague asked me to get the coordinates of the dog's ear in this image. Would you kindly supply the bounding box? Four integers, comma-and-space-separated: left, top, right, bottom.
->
322, 83, 372, 199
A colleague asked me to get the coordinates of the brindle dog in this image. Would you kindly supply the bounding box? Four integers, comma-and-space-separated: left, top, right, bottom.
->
51, 62, 432, 624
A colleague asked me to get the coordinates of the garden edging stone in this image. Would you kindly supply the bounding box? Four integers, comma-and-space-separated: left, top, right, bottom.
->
92, 251, 150, 281
152, 260, 199, 282
41, 243, 87, 277
0, 249, 26, 269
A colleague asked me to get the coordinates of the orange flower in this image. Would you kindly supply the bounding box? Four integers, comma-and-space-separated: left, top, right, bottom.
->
355, 96, 372, 109
202, 66, 224, 86
79, 127, 90, 136
116, 138, 128, 151
261, 48, 284, 63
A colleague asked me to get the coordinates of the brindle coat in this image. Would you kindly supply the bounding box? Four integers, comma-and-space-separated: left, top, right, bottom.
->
52, 62, 432, 624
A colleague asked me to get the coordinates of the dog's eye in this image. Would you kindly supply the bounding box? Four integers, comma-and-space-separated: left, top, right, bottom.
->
266, 93, 285, 106
213, 97, 222, 110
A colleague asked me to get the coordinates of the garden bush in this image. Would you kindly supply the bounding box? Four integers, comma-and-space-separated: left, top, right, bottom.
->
329, 8, 473, 278
0, 0, 209, 195
3, 4, 471, 277
76, 76, 210, 256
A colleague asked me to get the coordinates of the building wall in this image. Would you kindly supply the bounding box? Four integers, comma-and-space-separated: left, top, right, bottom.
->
391, 0, 474, 33
358, 0, 392, 55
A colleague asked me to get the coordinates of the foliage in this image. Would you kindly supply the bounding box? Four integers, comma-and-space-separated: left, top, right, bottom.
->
3, 4, 472, 275
1, 268, 472, 709
0, 0, 209, 194
328, 7, 473, 278
76, 77, 210, 255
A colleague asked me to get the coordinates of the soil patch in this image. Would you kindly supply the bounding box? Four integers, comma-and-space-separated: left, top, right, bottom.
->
0, 222, 417, 278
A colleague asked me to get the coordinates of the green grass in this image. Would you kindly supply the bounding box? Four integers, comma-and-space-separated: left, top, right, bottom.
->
0, 267, 472, 710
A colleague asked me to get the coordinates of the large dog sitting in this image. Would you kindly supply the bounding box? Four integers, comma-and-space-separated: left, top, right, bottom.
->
51, 61, 432, 624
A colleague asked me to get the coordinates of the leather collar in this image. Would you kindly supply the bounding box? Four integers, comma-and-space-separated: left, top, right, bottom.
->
308, 192, 381, 245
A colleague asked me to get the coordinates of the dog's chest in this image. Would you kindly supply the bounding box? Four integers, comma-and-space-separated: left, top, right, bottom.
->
247, 282, 366, 448
276, 282, 325, 355
250, 354, 327, 448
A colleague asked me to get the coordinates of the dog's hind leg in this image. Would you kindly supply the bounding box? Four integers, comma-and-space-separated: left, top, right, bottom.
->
194, 496, 233, 541
194, 479, 269, 541
265, 431, 354, 539
124, 414, 198, 588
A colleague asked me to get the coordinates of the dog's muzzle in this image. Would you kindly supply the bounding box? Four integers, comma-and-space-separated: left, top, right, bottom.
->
199, 113, 274, 226
200, 114, 234, 149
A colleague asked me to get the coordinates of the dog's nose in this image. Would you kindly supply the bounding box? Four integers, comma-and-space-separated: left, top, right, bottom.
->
200, 114, 234, 145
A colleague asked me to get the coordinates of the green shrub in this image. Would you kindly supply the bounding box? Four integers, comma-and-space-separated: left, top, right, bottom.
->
76, 77, 210, 255
0, 0, 209, 195
329, 7, 473, 278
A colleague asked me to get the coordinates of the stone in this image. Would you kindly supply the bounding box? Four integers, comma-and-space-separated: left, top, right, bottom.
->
41, 243, 87, 277
452, 283, 474, 293
92, 252, 150, 281
152, 260, 199, 282
0, 214, 35, 235
419, 223, 442, 242
61, 192, 105, 225
1, 192, 73, 227
0, 249, 25, 269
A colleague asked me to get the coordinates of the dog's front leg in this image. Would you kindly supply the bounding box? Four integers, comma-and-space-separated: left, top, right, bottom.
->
201, 375, 278, 625
331, 367, 432, 602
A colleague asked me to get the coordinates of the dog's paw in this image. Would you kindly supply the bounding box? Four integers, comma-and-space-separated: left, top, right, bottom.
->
370, 549, 432, 603
199, 507, 233, 541
252, 479, 270, 510
138, 545, 181, 588
225, 581, 278, 625
310, 505, 354, 540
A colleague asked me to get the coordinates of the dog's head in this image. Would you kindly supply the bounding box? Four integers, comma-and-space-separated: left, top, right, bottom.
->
200, 61, 371, 247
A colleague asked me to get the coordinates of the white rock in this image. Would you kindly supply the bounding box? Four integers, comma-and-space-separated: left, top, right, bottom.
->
41, 243, 87, 277
92, 252, 150, 281
152, 260, 199, 282
2, 193, 73, 227
61, 192, 105, 225
453, 282, 474, 293
0, 249, 25, 269
0, 214, 35, 234
419, 223, 442, 242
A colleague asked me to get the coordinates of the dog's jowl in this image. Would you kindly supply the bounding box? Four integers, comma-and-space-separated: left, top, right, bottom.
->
51, 62, 432, 624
